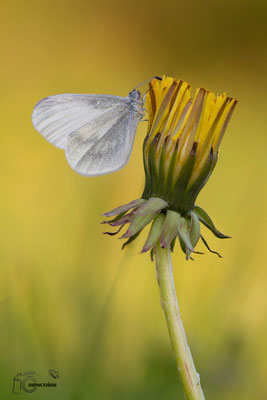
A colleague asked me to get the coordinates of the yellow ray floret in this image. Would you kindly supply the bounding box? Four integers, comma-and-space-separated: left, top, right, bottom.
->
145, 76, 237, 184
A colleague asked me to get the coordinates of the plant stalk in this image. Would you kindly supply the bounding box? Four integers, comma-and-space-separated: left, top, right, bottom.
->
154, 242, 205, 400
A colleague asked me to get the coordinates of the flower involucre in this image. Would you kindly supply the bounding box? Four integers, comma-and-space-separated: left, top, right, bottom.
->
103, 76, 237, 259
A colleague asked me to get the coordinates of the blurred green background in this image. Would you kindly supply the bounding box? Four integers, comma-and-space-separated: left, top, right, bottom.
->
0, 0, 266, 399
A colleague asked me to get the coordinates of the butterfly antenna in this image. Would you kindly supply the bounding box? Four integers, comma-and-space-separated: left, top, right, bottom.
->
139, 77, 163, 104
133, 76, 162, 91
141, 84, 157, 104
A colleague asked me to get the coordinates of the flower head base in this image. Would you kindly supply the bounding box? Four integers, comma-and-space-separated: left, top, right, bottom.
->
103, 76, 237, 259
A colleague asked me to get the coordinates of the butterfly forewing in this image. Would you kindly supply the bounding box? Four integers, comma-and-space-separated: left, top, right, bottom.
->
32, 94, 127, 149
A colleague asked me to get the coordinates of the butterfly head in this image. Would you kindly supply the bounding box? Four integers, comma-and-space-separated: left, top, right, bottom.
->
128, 89, 145, 117
128, 89, 142, 101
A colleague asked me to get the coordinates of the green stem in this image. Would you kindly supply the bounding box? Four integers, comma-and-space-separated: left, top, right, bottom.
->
154, 242, 205, 400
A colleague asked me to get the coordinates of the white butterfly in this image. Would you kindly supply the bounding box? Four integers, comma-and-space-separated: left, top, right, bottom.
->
32, 89, 145, 176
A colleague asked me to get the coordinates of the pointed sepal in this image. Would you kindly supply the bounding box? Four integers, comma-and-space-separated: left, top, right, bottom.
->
178, 217, 194, 259
102, 199, 146, 217
160, 210, 180, 249
121, 232, 141, 250
200, 235, 222, 258
120, 213, 159, 239
141, 213, 165, 253
185, 212, 201, 259
178, 215, 203, 260
101, 211, 127, 225
109, 212, 136, 227
193, 205, 230, 239
134, 197, 168, 216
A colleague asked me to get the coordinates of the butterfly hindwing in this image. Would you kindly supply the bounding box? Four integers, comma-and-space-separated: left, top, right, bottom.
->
66, 108, 139, 176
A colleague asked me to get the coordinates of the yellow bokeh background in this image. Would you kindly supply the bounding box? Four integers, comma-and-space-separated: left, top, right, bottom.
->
0, 1, 266, 399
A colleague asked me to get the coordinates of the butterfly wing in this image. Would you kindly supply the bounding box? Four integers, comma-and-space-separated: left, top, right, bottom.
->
32, 94, 127, 149
65, 107, 140, 176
